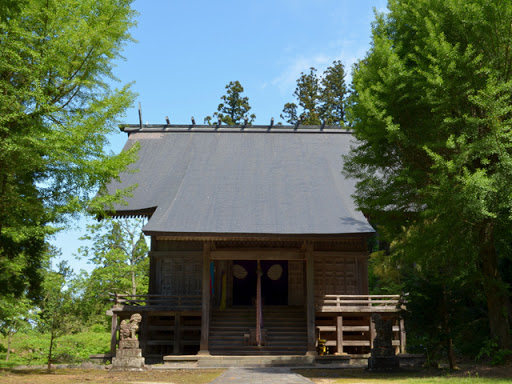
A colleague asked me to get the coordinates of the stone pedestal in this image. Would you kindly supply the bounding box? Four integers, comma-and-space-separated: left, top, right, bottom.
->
367, 314, 400, 372
368, 348, 400, 371
111, 340, 146, 371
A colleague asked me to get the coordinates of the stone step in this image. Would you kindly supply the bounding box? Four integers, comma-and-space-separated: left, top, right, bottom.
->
198, 355, 314, 367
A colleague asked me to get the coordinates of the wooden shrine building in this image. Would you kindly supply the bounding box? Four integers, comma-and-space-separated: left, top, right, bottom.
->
105, 123, 405, 362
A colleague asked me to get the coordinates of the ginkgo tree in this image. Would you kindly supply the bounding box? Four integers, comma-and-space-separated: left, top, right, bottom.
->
0, 0, 138, 301
345, 0, 512, 349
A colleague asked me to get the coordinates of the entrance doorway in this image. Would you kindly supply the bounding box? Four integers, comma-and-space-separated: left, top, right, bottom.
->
232, 260, 288, 306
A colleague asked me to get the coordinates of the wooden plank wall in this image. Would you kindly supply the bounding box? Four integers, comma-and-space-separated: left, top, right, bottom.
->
314, 252, 368, 295
151, 241, 203, 296
288, 260, 304, 305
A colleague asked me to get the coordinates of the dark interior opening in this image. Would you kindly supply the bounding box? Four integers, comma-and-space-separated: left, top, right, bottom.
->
232, 260, 288, 306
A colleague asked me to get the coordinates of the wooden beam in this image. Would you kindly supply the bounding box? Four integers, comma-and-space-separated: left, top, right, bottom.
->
336, 315, 344, 355
306, 244, 316, 355
149, 250, 201, 258
313, 251, 369, 258
316, 306, 400, 313
154, 234, 371, 242
400, 317, 406, 354
110, 313, 118, 355
370, 316, 376, 349
199, 243, 211, 355
210, 248, 302, 260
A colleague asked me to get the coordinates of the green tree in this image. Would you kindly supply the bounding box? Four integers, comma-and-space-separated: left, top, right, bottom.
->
205, 81, 256, 125
37, 259, 77, 369
0, 0, 139, 301
281, 68, 320, 125
345, 0, 512, 349
281, 61, 347, 126
0, 294, 33, 362
319, 60, 347, 125
75, 218, 148, 325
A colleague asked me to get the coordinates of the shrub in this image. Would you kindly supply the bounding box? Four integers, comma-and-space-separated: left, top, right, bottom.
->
0, 329, 111, 365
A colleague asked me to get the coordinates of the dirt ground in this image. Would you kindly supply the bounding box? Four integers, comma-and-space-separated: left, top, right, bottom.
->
0, 363, 511, 384
450, 363, 512, 379
0, 368, 224, 384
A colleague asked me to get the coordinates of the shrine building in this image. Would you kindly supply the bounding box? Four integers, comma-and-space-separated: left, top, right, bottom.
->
104, 123, 405, 364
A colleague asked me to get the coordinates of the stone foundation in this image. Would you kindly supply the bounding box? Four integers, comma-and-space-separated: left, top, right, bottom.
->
111, 341, 146, 371
111, 349, 146, 371
368, 354, 400, 371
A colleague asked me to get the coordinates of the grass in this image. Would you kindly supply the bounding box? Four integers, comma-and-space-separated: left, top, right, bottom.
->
0, 329, 110, 367
296, 367, 512, 384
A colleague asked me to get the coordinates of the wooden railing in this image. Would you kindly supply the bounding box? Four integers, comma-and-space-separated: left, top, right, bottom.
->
109, 293, 202, 309
315, 295, 406, 354
316, 294, 402, 313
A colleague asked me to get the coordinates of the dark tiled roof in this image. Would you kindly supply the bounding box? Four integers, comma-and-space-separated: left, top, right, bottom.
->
105, 125, 374, 236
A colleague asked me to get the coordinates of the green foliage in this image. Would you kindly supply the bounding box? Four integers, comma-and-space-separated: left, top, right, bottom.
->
205, 81, 256, 125
37, 258, 80, 367
285, 68, 322, 125
0, 330, 50, 365
0, 293, 34, 362
367, 250, 403, 295
0, 295, 32, 337
0, 329, 110, 366
281, 61, 347, 126
74, 218, 148, 326
345, 0, 512, 350
0, 0, 139, 301
477, 339, 512, 366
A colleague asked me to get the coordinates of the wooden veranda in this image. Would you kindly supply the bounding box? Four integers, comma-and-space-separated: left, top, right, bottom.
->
108, 293, 405, 358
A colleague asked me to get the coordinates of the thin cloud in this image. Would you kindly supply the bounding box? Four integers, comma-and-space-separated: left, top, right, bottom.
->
269, 55, 332, 94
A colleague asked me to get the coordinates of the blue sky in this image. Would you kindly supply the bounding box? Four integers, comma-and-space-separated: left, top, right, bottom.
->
51, 0, 388, 273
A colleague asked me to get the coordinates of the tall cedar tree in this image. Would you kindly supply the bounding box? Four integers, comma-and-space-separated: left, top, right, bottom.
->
345, 0, 512, 349
205, 81, 256, 125
281, 61, 347, 126
0, 0, 138, 300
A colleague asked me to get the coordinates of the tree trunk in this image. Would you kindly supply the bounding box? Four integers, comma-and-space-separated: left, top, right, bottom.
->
480, 223, 512, 349
131, 266, 136, 296
442, 288, 458, 370
6, 329, 12, 362
446, 336, 458, 370
47, 330, 54, 370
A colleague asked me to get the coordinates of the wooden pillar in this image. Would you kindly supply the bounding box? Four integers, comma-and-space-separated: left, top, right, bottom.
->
306, 244, 317, 355
148, 239, 155, 294
174, 314, 182, 354
361, 255, 369, 294
140, 314, 148, 354
256, 260, 263, 347
370, 315, 376, 349
110, 312, 118, 355
336, 315, 344, 355
400, 317, 406, 354
199, 242, 211, 355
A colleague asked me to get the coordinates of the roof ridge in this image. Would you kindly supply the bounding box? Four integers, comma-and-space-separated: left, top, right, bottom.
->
120, 124, 352, 134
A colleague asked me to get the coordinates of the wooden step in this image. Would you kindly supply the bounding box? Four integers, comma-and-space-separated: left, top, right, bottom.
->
209, 307, 307, 355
